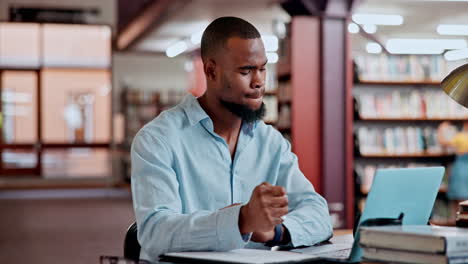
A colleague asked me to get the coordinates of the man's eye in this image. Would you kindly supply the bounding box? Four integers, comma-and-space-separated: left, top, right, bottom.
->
259, 68, 266, 72
240, 70, 251, 75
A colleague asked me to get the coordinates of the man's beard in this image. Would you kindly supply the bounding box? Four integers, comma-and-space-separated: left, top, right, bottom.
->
220, 99, 266, 124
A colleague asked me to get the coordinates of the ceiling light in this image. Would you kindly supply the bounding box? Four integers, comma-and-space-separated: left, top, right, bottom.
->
261, 35, 278, 52
348, 23, 359, 34
352, 14, 403, 26
190, 31, 204, 45
266, 52, 278, 64
166, 41, 188, 58
363, 24, 377, 34
386, 38, 467, 54
437, 24, 468, 36
366, 42, 382, 54
444, 48, 468, 61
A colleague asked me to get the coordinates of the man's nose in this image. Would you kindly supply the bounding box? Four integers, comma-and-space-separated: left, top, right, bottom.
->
252, 71, 265, 89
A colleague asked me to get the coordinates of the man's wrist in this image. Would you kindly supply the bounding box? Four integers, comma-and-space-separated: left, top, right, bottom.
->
265, 224, 283, 247
238, 205, 252, 234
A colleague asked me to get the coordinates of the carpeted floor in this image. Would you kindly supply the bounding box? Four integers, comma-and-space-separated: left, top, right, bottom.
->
0, 189, 134, 264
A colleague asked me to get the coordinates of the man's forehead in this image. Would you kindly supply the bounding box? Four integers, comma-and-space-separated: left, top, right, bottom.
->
224, 37, 266, 64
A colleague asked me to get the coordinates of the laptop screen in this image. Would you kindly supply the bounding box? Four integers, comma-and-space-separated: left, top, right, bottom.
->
350, 167, 445, 262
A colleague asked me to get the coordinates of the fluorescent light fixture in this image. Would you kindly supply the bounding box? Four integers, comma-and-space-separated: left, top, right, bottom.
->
363, 24, 377, 34
166, 41, 188, 58
444, 48, 468, 61
266, 52, 278, 64
437, 24, 468, 36
261, 35, 278, 52
366, 42, 382, 54
352, 14, 403, 26
190, 30, 204, 45
348, 23, 359, 34
386, 38, 467, 54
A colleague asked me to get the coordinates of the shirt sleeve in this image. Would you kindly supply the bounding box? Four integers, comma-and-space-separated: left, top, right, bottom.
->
131, 131, 248, 262
274, 138, 333, 247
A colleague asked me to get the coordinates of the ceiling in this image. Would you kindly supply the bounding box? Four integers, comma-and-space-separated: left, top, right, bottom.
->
352, 0, 468, 53
134, 0, 290, 53
131, 0, 468, 55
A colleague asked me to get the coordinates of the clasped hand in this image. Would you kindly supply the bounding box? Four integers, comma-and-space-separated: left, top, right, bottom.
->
239, 182, 289, 242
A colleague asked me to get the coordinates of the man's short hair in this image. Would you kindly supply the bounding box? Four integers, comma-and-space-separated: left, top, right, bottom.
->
200, 16, 261, 61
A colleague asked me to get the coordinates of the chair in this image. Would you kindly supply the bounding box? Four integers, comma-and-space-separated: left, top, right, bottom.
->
124, 222, 141, 261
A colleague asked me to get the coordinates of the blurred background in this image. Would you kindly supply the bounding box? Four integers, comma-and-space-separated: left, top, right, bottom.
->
0, 0, 467, 263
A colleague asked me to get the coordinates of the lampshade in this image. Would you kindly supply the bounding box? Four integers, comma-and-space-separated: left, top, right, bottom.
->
441, 63, 468, 108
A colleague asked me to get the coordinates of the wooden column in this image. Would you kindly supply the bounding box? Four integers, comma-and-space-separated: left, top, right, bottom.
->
291, 17, 322, 193
284, 0, 356, 229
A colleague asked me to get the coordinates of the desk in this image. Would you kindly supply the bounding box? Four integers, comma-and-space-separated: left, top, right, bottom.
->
103, 230, 379, 264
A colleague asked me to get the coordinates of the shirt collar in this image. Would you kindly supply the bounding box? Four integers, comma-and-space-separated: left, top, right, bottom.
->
181, 93, 259, 136
181, 94, 210, 126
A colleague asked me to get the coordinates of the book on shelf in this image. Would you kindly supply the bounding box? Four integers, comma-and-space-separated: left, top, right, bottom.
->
354, 54, 468, 82
456, 201, 468, 227
355, 90, 468, 119
362, 247, 468, 264
359, 225, 468, 254
263, 95, 278, 123
356, 126, 450, 156
460, 201, 468, 213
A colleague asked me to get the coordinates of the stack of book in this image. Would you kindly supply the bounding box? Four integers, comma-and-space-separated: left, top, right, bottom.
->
359, 225, 468, 264
456, 201, 468, 227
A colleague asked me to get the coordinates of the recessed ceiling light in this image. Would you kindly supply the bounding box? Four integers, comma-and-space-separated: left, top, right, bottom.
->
437, 24, 468, 36
261, 35, 279, 52
386, 38, 467, 54
366, 42, 382, 54
190, 31, 204, 45
266, 52, 278, 64
166, 41, 188, 58
352, 14, 404, 26
363, 24, 377, 34
348, 23, 359, 34
444, 48, 468, 61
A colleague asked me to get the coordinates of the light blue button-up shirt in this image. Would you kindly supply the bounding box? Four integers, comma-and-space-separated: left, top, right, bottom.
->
131, 94, 332, 262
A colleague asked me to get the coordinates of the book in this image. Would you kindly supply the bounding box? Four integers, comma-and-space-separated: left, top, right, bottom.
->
460, 200, 468, 213
359, 225, 468, 254
363, 247, 468, 264
161, 249, 319, 264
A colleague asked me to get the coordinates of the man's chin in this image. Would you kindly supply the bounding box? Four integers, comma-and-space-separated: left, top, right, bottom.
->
219, 99, 266, 123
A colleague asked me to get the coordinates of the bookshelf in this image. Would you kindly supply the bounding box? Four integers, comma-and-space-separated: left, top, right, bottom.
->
353, 54, 468, 226
357, 118, 468, 122
359, 153, 455, 158
357, 81, 441, 86
262, 30, 292, 142
119, 88, 185, 181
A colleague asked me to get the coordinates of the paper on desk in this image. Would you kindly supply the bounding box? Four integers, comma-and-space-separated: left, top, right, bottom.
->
291, 234, 354, 256
163, 248, 319, 264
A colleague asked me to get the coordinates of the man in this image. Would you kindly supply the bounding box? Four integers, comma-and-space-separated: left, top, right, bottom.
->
131, 16, 332, 262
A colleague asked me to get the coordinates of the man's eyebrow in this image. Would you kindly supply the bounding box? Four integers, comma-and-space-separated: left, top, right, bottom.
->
238, 65, 257, 70
238, 61, 268, 70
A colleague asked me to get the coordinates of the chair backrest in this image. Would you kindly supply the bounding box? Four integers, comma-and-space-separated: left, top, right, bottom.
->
124, 222, 141, 261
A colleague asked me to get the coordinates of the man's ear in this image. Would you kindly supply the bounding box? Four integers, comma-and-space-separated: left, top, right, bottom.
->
204, 59, 216, 81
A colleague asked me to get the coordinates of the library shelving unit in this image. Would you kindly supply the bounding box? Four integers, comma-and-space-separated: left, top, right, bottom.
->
263, 40, 292, 142
353, 54, 468, 226
119, 88, 185, 181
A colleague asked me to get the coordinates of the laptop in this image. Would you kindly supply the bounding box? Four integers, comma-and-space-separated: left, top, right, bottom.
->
293, 166, 445, 263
